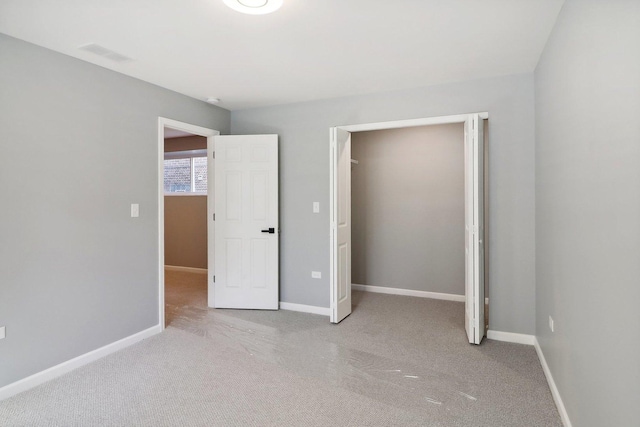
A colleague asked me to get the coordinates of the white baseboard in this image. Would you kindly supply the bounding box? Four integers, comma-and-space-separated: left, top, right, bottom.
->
352, 283, 465, 302
164, 265, 208, 274
279, 302, 330, 316
0, 324, 162, 402
486, 330, 535, 345
534, 337, 573, 427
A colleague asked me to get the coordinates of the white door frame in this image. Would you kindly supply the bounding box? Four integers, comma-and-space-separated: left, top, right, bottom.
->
329, 112, 488, 324
157, 117, 219, 330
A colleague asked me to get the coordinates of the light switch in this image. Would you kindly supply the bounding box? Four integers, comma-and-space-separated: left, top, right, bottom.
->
131, 204, 139, 218
0, 326, 5, 340
313, 202, 320, 213
311, 271, 321, 279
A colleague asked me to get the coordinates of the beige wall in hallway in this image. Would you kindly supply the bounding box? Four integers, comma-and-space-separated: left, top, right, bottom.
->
164, 135, 206, 152
164, 195, 208, 269
164, 135, 208, 269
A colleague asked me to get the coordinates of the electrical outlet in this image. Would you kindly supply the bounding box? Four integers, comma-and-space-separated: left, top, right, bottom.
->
549, 316, 554, 333
311, 271, 321, 279
0, 326, 5, 340
313, 202, 320, 213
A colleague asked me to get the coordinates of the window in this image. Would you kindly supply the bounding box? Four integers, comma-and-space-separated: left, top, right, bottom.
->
164, 149, 207, 194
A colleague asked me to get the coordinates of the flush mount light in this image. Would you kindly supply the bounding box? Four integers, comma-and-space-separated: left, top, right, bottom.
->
205, 97, 221, 105
223, 0, 283, 15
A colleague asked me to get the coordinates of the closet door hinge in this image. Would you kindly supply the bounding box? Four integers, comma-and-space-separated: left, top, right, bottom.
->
213, 275, 215, 283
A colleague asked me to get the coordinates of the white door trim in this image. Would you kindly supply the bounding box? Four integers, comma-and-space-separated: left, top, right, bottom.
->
329, 112, 488, 328
158, 117, 218, 330
337, 112, 488, 133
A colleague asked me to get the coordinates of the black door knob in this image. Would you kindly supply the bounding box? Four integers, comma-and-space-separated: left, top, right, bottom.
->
261, 227, 275, 234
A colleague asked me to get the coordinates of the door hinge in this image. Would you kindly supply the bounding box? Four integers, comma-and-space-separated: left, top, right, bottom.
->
213, 213, 215, 221
212, 151, 215, 159
213, 275, 215, 283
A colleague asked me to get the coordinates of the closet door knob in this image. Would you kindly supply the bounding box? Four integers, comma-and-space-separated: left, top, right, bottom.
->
261, 228, 275, 234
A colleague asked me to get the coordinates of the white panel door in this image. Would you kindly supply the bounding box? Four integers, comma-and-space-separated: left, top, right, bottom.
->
330, 127, 352, 323
214, 135, 278, 309
464, 115, 485, 344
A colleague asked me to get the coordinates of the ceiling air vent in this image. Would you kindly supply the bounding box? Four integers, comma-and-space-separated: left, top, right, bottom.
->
78, 43, 132, 63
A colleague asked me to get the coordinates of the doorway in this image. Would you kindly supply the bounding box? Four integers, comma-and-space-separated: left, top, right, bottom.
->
158, 118, 218, 330
329, 113, 487, 344
159, 124, 281, 328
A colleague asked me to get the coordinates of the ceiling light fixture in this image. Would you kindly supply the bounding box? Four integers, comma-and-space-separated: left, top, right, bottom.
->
223, 0, 283, 15
205, 97, 221, 105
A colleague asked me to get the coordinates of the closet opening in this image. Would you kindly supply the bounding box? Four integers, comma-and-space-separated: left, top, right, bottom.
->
329, 113, 488, 344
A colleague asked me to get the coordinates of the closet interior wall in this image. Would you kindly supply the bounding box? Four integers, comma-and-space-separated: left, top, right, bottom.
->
350, 123, 466, 296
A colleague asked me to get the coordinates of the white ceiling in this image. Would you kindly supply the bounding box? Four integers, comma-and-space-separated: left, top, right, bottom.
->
0, 0, 564, 111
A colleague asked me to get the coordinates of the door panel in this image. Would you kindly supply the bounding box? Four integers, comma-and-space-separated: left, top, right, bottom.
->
331, 127, 352, 323
473, 114, 486, 344
464, 115, 486, 344
251, 239, 268, 288
464, 119, 474, 342
251, 171, 268, 220
214, 135, 279, 309
225, 238, 242, 288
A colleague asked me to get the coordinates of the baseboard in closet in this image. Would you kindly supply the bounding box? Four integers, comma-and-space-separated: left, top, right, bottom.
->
351, 283, 465, 302
279, 302, 330, 316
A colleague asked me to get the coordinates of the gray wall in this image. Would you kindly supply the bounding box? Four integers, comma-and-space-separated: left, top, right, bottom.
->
534, 1, 640, 425
351, 124, 465, 295
164, 196, 208, 269
231, 73, 536, 335
0, 34, 229, 388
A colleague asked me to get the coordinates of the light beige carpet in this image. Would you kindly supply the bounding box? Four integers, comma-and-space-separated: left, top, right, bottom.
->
0, 272, 561, 426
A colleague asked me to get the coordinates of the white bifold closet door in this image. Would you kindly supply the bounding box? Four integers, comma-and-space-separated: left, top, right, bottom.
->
331, 115, 485, 339
464, 114, 485, 344
330, 127, 352, 323
213, 135, 279, 310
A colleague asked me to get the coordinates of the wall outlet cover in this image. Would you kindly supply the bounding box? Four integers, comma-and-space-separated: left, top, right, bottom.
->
311, 271, 321, 279
0, 326, 5, 340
